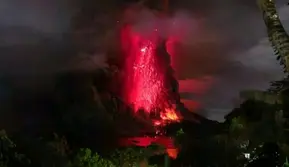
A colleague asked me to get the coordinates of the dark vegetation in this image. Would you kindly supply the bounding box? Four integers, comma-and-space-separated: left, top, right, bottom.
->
1, 66, 289, 167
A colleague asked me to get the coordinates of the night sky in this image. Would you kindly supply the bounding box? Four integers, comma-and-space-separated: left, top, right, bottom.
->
0, 0, 288, 121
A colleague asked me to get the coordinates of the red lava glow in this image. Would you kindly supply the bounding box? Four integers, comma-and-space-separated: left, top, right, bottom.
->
120, 136, 174, 148
160, 108, 181, 122
119, 136, 178, 159
121, 24, 182, 127
129, 41, 164, 112
153, 108, 182, 128
121, 25, 169, 114
119, 23, 181, 159
166, 148, 178, 159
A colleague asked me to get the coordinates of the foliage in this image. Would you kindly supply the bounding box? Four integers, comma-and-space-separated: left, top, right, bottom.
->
69, 148, 115, 167
283, 157, 289, 167
258, 0, 289, 72
47, 133, 70, 157
0, 128, 163, 167
111, 147, 158, 167
240, 90, 282, 104
175, 128, 184, 137
0, 130, 30, 167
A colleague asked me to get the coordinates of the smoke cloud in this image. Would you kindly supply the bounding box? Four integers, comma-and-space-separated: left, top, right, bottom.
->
0, 0, 287, 121
175, 1, 288, 121
119, 0, 287, 121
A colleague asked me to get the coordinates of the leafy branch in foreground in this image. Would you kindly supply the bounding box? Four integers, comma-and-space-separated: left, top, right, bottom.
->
0, 130, 30, 167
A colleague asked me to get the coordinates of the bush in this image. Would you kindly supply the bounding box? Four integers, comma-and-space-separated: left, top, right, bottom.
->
69, 148, 115, 167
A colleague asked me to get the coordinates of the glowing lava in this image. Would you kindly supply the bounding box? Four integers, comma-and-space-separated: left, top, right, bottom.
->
153, 108, 182, 127
160, 108, 181, 122
121, 25, 167, 113
119, 23, 181, 159
121, 24, 182, 128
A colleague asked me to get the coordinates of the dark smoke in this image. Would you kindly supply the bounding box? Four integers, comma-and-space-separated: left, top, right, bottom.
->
0, 0, 287, 122
111, 1, 285, 121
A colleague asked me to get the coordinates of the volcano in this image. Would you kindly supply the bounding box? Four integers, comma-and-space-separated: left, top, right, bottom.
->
120, 23, 182, 125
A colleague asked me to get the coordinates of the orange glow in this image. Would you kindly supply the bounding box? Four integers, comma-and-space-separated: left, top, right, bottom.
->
166, 148, 179, 159
153, 108, 182, 127
160, 108, 181, 122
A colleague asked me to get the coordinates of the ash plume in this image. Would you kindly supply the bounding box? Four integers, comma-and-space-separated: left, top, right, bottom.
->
0, 0, 287, 123
112, 0, 286, 121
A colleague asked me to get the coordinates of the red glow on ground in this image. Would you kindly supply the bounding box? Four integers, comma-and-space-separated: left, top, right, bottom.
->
166, 148, 178, 159
119, 136, 174, 148
119, 136, 178, 158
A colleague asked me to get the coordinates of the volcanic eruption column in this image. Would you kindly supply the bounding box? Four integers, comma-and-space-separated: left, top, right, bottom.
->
119, 21, 182, 160
121, 24, 181, 123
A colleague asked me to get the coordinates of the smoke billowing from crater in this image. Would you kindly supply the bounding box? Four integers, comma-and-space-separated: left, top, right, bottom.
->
0, 0, 286, 121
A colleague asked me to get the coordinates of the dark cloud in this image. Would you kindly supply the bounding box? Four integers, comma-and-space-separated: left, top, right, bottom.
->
188, 5, 289, 121
169, 0, 287, 120
0, 0, 287, 121
0, 0, 74, 33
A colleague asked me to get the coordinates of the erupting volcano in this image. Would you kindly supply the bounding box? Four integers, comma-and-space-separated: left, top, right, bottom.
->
121, 26, 164, 112
116, 1, 187, 158
121, 24, 181, 124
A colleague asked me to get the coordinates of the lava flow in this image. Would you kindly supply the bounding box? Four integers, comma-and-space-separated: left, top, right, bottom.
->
122, 25, 161, 113
121, 24, 178, 118
121, 24, 182, 125
160, 108, 181, 122
119, 23, 181, 159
